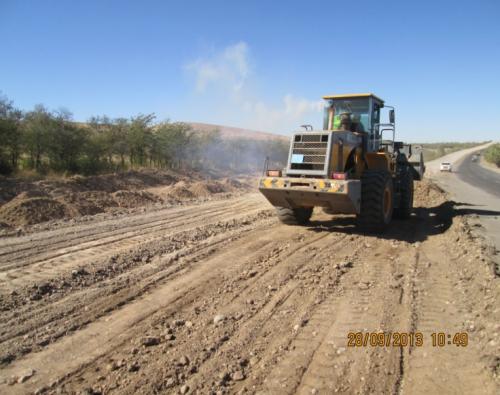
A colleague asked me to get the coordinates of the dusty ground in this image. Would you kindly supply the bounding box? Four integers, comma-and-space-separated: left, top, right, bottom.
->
0, 177, 499, 394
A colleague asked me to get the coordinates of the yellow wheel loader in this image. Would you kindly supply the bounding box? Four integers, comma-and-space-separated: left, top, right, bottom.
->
259, 93, 424, 231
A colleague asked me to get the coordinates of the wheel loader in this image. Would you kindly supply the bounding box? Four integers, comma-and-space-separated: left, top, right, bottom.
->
259, 93, 425, 231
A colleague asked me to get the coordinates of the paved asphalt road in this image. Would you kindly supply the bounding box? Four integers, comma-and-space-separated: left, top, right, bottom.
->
456, 152, 500, 198
427, 144, 500, 262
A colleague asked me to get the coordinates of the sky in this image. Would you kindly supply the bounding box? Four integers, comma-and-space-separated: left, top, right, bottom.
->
1, 0, 499, 142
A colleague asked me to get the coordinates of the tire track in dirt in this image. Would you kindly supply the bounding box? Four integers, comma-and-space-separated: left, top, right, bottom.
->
175, 232, 353, 394
0, 197, 266, 292
0, 197, 260, 267
0, 212, 273, 363
0, 197, 259, 263
0, 203, 274, 366
0, 221, 332, 394
401, 238, 498, 394
256, 238, 402, 394
1, 181, 499, 394
51, 225, 354, 394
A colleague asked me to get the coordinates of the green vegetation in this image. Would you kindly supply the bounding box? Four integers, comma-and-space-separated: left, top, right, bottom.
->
484, 144, 500, 167
0, 93, 288, 176
3, 92, 487, 177
420, 142, 487, 162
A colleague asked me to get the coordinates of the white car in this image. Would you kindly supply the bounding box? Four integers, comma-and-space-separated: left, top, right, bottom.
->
440, 162, 452, 172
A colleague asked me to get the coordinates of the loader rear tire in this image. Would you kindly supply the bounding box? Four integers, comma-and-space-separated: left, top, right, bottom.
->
357, 170, 394, 232
276, 206, 313, 225
394, 167, 414, 219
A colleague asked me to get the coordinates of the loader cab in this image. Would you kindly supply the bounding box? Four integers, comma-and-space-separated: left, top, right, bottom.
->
322, 93, 386, 152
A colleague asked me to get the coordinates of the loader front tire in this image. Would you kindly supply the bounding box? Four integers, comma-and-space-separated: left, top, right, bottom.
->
276, 206, 313, 225
394, 166, 414, 219
357, 170, 394, 232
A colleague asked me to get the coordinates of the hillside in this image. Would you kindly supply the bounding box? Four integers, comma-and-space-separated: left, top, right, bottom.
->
187, 122, 289, 142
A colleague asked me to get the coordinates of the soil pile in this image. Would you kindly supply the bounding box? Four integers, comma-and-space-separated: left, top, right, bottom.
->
111, 190, 161, 208
167, 181, 197, 200
188, 182, 212, 198
0, 170, 254, 228
414, 180, 446, 207
0, 192, 67, 226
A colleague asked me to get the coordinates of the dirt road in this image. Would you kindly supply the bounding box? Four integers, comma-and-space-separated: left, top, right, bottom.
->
0, 181, 498, 394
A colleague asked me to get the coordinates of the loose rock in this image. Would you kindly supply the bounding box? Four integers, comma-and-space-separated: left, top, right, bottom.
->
141, 336, 160, 347
231, 370, 245, 381
17, 368, 36, 383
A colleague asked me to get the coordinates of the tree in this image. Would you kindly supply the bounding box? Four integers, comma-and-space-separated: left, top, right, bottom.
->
1, 94, 291, 176
189, 129, 223, 170
45, 109, 86, 172
88, 115, 119, 166
128, 114, 155, 167
166, 122, 193, 169
23, 104, 53, 171
0, 94, 23, 174
112, 118, 130, 169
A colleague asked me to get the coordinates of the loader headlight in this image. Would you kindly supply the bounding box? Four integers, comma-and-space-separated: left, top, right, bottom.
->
331, 172, 348, 180
267, 170, 282, 177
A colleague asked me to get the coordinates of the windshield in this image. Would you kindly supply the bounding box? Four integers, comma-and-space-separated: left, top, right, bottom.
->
323, 98, 370, 132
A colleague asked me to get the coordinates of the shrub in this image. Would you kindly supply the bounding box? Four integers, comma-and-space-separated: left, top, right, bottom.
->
484, 144, 500, 167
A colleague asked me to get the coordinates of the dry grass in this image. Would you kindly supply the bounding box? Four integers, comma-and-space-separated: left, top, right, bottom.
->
420, 142, 489, 161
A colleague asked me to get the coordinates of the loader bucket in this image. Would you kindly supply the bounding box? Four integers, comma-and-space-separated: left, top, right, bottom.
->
259, 177, 361, 214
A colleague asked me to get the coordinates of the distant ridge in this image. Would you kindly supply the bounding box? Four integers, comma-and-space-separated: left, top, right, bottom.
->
187, 122, 289, 142
72, 120, 290, 142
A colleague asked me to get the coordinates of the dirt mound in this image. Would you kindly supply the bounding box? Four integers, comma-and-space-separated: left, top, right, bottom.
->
0, 189, 166, 227
112, 190, 161, 208
165, 178, 251, 200
220, 178, 245, 190
414, 180, 447, 207
188, 180, 235, 197
0, 195, 66, 226
61, 170, 179, 193
205, 181, 227, 194
59, 191, 117, 216
220, 177, 255, 193
188, 182, 212, 198
0, 170, 254, 227
167, 181, 196, 200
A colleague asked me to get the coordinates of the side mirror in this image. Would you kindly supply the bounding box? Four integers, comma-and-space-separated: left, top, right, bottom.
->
389, 109, 395, 124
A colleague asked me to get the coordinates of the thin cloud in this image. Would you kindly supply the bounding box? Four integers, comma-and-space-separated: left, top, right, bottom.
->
185, 42, 322, 133
185, 42, 250, 93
